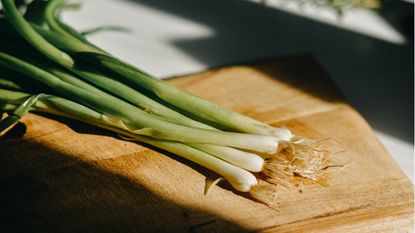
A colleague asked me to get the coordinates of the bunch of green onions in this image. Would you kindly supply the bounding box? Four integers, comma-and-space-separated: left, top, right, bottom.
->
0, 0, 327, 204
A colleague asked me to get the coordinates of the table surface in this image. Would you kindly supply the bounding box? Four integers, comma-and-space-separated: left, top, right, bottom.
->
60, 0, 414, 183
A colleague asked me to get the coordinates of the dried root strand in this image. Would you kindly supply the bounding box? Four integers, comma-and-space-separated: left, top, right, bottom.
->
263, 136, 335, 186
249, 184, 278, 206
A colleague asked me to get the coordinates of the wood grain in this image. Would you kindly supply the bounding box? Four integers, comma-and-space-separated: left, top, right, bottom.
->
0, 56, 413, 233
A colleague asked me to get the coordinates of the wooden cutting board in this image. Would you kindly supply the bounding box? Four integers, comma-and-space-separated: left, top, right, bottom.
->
0, 56, 413, 233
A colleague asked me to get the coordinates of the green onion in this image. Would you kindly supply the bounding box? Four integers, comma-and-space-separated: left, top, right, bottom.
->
82, 52, 294, 140
20, 1, 294, 140
43, 0, 99, 46
0, 51, 280, 154
0, 0, 328, 204
0, 88, 276, 204
1, 0, 74, 67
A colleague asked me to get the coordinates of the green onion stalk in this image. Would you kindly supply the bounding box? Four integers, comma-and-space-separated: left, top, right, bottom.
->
0, 0, 328, 203
38, 0, 294, 140
0, 51, 279, 154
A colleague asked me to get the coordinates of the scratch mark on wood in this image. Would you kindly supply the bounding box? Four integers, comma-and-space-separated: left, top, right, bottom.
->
189, 219, 216, 233
261, 205, 370, 230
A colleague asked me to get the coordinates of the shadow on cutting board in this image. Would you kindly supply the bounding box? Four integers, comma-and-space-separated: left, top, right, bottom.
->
0, 123, 249, 233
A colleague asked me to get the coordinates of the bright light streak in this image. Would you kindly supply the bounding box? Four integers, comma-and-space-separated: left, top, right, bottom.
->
249, 0, 407, 44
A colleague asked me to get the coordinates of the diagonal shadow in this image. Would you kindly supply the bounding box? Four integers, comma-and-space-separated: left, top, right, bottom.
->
378, 0, 414, 42
125, 0, 413, 143
0, 120, 250, 233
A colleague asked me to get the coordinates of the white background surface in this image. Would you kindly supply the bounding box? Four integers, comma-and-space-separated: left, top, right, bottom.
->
62, 0, 414, 182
